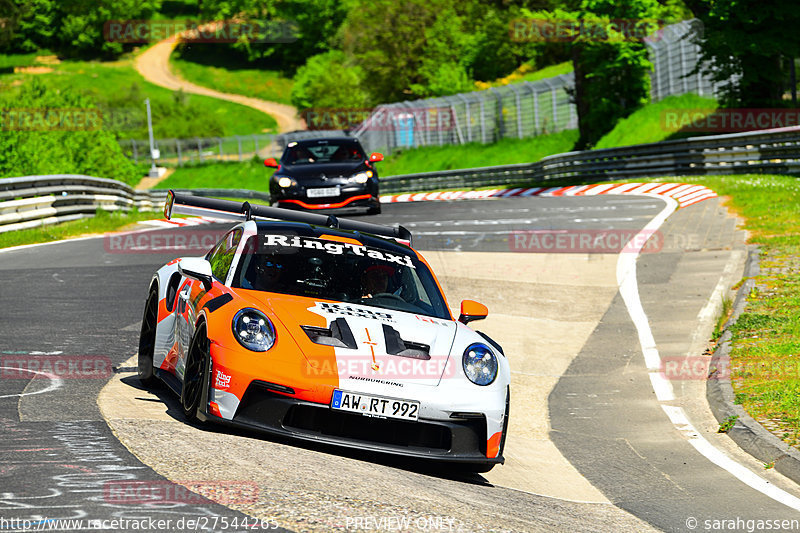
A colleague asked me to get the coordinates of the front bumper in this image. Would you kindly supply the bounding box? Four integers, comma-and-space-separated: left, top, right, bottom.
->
198, 379, 503, 467
271, 181, 379, 211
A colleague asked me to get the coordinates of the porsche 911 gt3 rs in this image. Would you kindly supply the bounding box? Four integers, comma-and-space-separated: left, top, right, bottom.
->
138, 192, 510, 471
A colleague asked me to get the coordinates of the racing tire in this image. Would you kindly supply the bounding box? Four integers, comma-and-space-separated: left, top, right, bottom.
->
181, 323, 210, 424
367, 202, 381, 215
137, 288, 159, 387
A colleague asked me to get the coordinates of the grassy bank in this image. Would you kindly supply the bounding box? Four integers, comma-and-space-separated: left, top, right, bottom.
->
0, 57, 277, 140
0, 209, 163, 249
171, 54, 294, 106
378, 130, 578, 175
594, 93, 718, 149
158, 159, 273, 191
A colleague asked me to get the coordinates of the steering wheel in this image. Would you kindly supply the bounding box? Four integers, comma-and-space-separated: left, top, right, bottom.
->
372, 293, 405, 301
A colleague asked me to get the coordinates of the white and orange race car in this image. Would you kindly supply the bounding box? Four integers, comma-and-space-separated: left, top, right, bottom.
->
137, 192, 510, 471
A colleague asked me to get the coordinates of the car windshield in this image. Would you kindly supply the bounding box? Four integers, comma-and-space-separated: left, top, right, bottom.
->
233, 233, 450, 319
283, 141, 365, 165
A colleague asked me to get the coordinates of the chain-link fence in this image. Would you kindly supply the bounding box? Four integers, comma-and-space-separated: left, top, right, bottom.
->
352, 73, 576, 155
647, 19, 727, 101
119, 134, 277, 166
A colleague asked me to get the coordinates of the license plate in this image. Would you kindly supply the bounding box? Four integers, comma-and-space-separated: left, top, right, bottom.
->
307, 186, 340, 198
331, 389, 419, 421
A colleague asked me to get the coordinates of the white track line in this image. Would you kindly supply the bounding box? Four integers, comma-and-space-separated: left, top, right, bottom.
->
0, 367, 63, 399
618, 193, 800, 512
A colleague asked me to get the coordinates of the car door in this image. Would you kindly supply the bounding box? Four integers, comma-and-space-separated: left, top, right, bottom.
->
175, 228, 242, 380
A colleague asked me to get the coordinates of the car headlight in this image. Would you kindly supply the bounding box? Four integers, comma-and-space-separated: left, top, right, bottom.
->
350, 171, 373, 184
232, 309, 275, 352
277, 177, 294, 188
462, 343, 497, 386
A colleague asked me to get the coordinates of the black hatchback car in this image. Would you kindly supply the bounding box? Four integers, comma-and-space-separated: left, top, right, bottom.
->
266, 137, 383, 215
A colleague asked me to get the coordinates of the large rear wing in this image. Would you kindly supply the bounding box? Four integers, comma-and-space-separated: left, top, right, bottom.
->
163, 191, 412, 245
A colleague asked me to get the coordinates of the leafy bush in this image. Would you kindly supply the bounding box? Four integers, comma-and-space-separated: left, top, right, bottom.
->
0, 79, 140, 184
290, 50, 370, 111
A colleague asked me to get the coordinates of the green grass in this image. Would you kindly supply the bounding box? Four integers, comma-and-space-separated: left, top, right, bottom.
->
157, 159, 274, 191
171, 55, 294, 106
0, 52, 45, 71
0, 208, 163, 249
378, 131, 578, 176
0, 57, 277, 140
594, 93, 718, 149
613, 174, 800, 449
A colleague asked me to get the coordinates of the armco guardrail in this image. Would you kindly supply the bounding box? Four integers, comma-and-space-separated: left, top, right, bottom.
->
0, 175, 164, 234
4, 125, 799, 233
378, 126, 800, 194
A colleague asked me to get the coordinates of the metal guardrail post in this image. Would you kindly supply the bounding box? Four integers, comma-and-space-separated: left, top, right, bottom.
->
237, 136, 243, 161
197, 138, 203, 163
176, 139, 182, 166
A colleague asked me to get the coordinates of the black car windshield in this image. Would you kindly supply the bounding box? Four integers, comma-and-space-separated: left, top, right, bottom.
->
283, 141, 365, 165
233, 233, 450, 319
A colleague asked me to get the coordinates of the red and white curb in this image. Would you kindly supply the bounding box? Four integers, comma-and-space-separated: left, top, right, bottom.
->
139, 216, 221, 228
379, 182, 717, 209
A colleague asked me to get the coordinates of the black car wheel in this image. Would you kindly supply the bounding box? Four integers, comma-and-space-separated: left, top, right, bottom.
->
367, 202, 381, 215
181, 323, 210, 423
137, 288, 159, 387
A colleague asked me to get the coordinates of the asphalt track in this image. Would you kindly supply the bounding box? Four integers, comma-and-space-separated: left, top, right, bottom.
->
2, 195, 800, 532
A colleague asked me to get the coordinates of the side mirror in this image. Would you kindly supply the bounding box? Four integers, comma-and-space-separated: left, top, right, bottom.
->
458, 300, 488, 325
178, 258, 214, 291
369, 152, 384, 163
264, 157, 279, 168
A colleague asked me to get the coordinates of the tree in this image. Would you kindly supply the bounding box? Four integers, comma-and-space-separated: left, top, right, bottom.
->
684, 0, 800, 107
528, 0, 661, 148
290, 50, 370, 111
199, 0, 346, 74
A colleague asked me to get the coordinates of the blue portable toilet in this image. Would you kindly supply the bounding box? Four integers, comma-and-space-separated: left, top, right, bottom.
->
393, 112, 414, 148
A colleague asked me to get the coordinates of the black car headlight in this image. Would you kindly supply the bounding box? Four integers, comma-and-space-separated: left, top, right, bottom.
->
350, 171, 373, 184
462, 343, 497, 386
232, 309, 275, 352
276, 176, 296, 188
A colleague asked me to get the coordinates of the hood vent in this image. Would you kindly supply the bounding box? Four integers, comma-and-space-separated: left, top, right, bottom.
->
301, 317, 358, 349
382, 324, 430, 360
